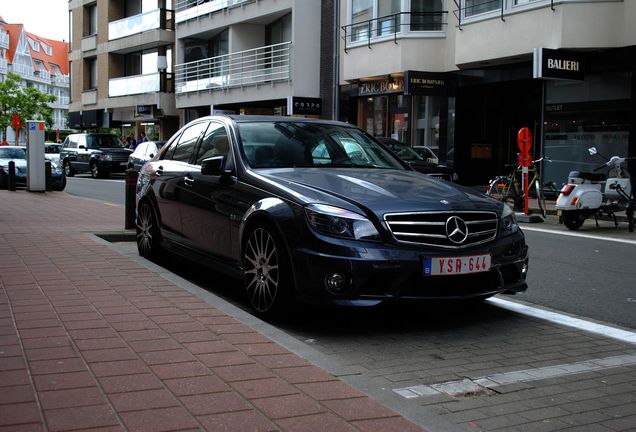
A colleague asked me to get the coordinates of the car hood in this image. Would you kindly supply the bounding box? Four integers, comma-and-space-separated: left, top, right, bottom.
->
253, 168, 499, 216
0, 158, 27, 169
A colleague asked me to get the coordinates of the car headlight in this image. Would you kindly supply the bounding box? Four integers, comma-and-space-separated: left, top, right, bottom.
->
100, 154, 112, 161
305, 204, 380, 241
501, 204, 519, 233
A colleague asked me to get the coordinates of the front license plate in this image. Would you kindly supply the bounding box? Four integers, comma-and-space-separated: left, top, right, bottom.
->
423, 254, 491, 276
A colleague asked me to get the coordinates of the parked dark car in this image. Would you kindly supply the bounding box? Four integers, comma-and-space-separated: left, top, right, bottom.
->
0, 146, 66, 191
135, 116, 528, 317
127, 141, 165, 172
376, 137, 458, 182
60, 133, 131, 178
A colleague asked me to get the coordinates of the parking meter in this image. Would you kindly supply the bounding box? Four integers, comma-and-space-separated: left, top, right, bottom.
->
27, 120, 46, 192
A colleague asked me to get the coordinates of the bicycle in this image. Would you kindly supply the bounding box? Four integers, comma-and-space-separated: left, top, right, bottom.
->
486, 156, 555, 218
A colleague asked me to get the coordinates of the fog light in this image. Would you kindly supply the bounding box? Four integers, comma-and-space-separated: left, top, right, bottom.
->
325, 273, 347, 294
521, 262, 528, 278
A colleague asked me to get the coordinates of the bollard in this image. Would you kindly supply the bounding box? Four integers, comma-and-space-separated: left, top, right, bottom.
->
8, 161, 16, 191
45, 161, 52, 191
125, 168, 139, 229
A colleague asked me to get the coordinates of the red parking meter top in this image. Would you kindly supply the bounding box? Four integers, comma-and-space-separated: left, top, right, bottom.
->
517, 127, 532, 154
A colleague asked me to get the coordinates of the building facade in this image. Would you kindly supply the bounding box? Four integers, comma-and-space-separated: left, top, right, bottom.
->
173, 0, 327, 121
0, 17, 70, 144
338, 0, 636, 186
68, 0, 178, 141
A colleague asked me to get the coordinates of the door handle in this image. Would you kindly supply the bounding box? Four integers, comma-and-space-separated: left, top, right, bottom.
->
184, 175, 194, 186
155, 166, 163, 176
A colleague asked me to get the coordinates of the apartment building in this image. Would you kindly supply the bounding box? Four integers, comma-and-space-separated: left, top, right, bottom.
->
173, 0, 328, 121
338, 0, 636, 186
0, 17, 70, 144
68, 0, 178, 141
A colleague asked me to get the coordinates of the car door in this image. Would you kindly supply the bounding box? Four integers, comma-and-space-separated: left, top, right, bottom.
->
178, 121, 235, 261
75, 135, 92, 171
151, 122, 208, 243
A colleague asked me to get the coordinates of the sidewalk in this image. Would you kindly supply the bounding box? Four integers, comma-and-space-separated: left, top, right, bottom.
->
0, 190, 426, 432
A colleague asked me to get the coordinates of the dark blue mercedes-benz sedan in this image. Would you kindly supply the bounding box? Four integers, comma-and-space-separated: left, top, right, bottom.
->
135, 116, 528, 317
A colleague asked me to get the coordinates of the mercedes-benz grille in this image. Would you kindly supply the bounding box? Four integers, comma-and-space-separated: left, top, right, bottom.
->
384, 211, 498, 248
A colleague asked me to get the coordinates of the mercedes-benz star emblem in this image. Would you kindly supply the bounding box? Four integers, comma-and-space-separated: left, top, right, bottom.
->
445, 216, 468, 244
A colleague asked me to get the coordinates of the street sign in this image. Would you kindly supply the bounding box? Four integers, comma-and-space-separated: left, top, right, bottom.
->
517, 127, 532, 154
11, 114, 21, 130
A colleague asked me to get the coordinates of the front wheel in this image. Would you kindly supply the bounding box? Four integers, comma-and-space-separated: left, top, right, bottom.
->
562, 211, 585, 231
63, 160, 75, 177
243, 224, 292, 318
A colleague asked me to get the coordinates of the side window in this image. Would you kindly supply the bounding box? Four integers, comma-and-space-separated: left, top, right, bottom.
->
194, 123, 229, 165
172, 123, 208, 163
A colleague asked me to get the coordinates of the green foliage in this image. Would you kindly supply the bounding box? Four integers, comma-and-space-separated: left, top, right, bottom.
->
0, 72, 58, 134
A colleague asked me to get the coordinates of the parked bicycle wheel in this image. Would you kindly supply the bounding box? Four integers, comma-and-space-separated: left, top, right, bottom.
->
534, 180, 546, 218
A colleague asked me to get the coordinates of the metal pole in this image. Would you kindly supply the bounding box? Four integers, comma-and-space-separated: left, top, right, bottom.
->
125, 168, 139, 229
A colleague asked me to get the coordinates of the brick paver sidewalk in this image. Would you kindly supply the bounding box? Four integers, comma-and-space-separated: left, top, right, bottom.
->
0, 191, 425, 432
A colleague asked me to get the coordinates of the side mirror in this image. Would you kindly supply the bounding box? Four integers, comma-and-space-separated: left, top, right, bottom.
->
201, 155, 226, 176
588, 147, 597, 156
79, 145, 86, 150
426, 157, 435, 164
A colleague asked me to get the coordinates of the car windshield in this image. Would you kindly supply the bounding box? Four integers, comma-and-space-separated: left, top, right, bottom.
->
85, 135, 124, 149
0, 148, 26, 159
239, 122, 404, 169
388, 143, 425, 162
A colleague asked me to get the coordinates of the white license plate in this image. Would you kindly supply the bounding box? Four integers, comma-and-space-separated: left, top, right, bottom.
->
423, 254, 491, 276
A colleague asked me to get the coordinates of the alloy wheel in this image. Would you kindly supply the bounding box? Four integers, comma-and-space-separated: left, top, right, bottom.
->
136, 202, 155, 257
244, 227, 280, 313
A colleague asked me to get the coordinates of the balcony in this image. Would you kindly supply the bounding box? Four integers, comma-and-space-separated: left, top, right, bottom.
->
175, 0, 251, 24
109, 8, 175, 41
82, 89, 97, 105
109, 72, 174, 97
54, 75, 70, 86
175, 42, 291, 95
8, 63, 52, 83
342, 11, 448, 52
0, 30, 9, 49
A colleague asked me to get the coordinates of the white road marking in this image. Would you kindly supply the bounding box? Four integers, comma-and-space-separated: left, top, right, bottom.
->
522, 225, 636, 245
394, 353, 636, 399
393, 298, 636, 400
488, 297, 636, 345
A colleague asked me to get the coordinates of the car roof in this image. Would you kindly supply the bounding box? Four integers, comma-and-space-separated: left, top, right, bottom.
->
192, 114, 352, 128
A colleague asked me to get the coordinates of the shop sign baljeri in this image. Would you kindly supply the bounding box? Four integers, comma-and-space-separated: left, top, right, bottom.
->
533, 48, 584, 80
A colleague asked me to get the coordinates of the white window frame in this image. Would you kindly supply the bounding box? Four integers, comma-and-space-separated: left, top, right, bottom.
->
347, 0, 446, 46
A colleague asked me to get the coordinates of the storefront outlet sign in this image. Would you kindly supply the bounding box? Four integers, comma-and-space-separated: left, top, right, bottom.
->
533, 48, 584, 80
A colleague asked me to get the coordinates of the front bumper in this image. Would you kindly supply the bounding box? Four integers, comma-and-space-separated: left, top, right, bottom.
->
291, 231, 528, 305
98, 161, 129, 173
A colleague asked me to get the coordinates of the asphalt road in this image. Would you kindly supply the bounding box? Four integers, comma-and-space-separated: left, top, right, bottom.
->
64, 174, 126, 205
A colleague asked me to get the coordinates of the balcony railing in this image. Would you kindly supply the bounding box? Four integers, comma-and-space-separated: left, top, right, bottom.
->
175, 0, 251, 24
8, 62, 52, 83
82, 89, 97, 105
175, 41, 291, 94
0, 30, 9, 49
54, 75, 70, 86
109, 8, 175, 41
0, 58, 7, 72
109, 72, 174, 97
342, 11, 448, 52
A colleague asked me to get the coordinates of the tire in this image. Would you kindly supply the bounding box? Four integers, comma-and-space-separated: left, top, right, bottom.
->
562, 211, 585, 231
52, 175, 66, 192
136, 200, 163, 260
90, 161, 101, 179
534, 180, 546, 218
63, 160, 75, 177
243, 224, 292, 318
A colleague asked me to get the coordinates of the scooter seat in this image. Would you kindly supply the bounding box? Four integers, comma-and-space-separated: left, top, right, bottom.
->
568, 171, 606, 182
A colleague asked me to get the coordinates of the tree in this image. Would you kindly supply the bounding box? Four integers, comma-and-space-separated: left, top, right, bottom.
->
0, 72, 57, 141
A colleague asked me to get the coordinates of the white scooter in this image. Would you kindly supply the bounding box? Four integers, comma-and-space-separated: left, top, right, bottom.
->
555, 147, 635, 232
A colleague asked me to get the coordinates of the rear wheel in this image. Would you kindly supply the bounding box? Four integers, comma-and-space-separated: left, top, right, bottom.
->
534, 180, 546, 218
136, 201, 163, 260
243, 224, 292, 318
563, 211, 585, 231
